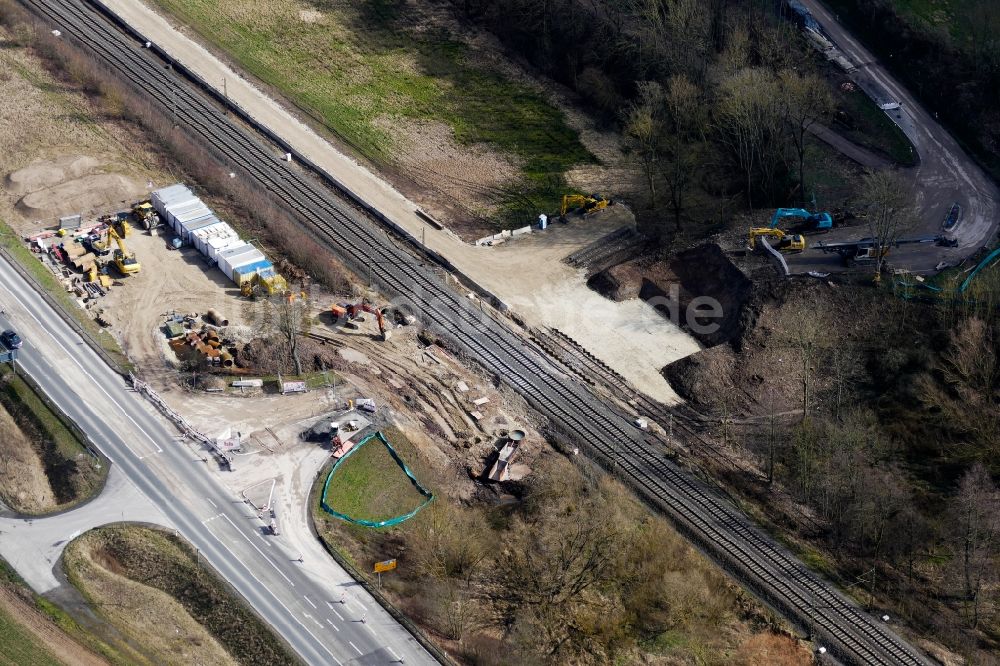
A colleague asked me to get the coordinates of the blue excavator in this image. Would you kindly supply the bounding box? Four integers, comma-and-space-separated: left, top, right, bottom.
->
769, 208, 834, 233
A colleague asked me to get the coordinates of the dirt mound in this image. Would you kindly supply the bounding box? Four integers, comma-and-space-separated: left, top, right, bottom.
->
0, 402, 57, 513
16, 173, 146, 219
590, 243, 757, 348
4, 155, 101, 194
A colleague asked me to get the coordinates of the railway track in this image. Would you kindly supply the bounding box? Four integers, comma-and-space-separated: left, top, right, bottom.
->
25, 1, 930, 663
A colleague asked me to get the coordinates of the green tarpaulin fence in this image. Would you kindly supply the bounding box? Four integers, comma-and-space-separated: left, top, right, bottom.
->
319, 431, 433, 528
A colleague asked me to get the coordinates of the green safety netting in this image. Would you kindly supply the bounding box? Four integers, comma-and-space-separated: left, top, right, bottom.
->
319, 431, 433, 528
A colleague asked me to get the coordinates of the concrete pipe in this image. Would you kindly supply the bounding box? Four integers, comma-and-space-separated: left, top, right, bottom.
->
220, 352, 234, 368
205, 310, 229, 327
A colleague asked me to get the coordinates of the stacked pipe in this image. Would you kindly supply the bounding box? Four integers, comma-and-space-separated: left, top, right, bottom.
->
183, 328, 235, 367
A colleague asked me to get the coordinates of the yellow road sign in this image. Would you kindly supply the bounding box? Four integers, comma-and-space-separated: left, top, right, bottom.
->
374, 559, 397, 573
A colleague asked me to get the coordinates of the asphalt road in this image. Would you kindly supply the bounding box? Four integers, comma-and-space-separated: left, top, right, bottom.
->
789, 0, 999, 274
0, 256, 433, 666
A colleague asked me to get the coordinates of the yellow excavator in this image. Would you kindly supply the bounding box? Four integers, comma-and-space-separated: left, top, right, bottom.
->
560, 193, 611, 217
106, 226, 140, 275
749, 227, 806, 252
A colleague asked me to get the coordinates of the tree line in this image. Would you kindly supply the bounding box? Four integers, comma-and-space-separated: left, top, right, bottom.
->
449, 0, 836, 236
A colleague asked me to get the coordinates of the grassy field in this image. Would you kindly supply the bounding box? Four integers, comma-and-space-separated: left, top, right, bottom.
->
0, 556, 121, 666
151, 0, 594, 227
323, 428, 430, 524
64, 525, 298, 666
830, 73, 917, 166
0, 364, 105, 513
0, 604, 65, 666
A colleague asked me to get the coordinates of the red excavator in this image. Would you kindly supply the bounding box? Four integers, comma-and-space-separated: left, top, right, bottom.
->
343, 301, 389, 341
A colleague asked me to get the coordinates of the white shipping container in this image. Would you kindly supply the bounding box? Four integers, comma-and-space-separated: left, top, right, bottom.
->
159, 196, 199, 223
191, 222, 226, 255
181, 215, 219, 242
151, 184, 193, 213
219, 247, 264, 282
206, 233, 241, 260
165, 201, 207, 231
172, 208, 212, 235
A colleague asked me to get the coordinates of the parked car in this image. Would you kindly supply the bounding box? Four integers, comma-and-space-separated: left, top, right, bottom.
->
1, 329, 22, 349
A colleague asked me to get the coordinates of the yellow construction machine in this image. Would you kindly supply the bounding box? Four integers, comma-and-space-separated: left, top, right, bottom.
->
240, 271, 288, 298
749, 227, 806, 252
560, 193, 611, 217
107, 226, 140, 275
132, 202, 160, 231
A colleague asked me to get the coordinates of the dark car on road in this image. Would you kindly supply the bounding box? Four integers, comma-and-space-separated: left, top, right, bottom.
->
1, 330, 23, 349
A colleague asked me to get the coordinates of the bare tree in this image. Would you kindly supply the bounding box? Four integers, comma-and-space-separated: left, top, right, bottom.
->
715, 68, 784, 210
780, 69, 834, 200
861, 169, 914, 281
274, 293, 311, 376
949, 463, 1000, 629
623, 81, 664, 206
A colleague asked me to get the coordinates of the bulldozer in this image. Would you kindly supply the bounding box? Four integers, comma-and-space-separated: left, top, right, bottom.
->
131, 201, 161, 231
749, 227, 806, 252
560, 193, 611, 218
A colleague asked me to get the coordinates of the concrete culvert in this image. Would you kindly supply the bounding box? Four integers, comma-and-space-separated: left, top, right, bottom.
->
205, 310, 229, 327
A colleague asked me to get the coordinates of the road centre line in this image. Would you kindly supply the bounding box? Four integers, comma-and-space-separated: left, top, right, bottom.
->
203, 521, 342, 665
221, 514, 294, 586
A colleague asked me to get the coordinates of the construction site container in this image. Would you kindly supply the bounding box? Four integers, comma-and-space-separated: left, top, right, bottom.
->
191, 222, 224, 255
162, 199, 202, 224
159, 197, 201, 224
180, 215, 220, 242
217, 245, 263, 282
232, 260, 272, 284
166, 203, 210, 233
205, 233, 242, 260
224, 250, 266, 279
151, 184, 194, 213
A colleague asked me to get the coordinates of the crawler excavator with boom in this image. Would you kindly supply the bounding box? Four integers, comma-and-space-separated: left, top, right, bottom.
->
749, 227, 806, 252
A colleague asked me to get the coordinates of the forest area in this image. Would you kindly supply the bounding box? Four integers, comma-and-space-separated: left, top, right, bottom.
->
449, 0, 841, 239
448, 0, 1000, 662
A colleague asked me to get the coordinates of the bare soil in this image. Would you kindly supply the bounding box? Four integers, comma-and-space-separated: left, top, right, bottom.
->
0, 402, 57, 514
0, 584, 109, 666
0, 33, 168, 234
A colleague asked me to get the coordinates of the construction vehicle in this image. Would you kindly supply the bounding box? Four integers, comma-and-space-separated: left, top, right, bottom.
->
817, 234, 947, 266
240, 271, 288, 298
132, 201, 161, 231
749, 227, 806, 252
769, 208, 833, 233
105, 226, 140, 275
560, 193, 611, 217
344, 301, 389, 341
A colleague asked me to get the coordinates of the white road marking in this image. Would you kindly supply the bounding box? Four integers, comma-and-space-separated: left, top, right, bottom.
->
206, 497, 218, 509
326, 618, 340, 632
0, 279, 163, 457
302, 612, 323, 629
203, 523, 342, 665
328, 606, 344, 622
349, 641, 363, 655
220, 514, 294, 586
303, 595, 317, 609
200, 513, 223, 524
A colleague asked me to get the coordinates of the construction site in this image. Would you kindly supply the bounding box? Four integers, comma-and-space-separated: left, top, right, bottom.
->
1, 0, 999, 665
